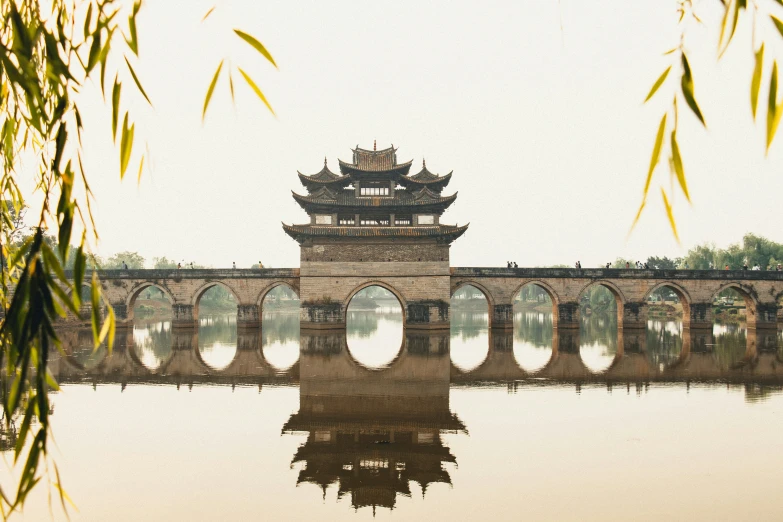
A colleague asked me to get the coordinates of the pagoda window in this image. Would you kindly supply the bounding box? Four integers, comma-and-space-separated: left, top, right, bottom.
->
395, 215, 412, 225
360, 216, 390, 226
315, 214, 332, 225
359, 182, 390, 196
338, 215, 355, 225
417, 215, 435, 225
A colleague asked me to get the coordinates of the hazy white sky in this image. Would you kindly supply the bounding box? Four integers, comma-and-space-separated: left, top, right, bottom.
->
42, 0, 783, 268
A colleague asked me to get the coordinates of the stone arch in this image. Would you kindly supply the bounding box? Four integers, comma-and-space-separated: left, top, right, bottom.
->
191, 281, 240, 321
344, 280, 407, 312
450, 280, 496, 308
125, 282, 175, 322
450, 280, 495, 327
256, 281, 301, 310
643, 281, 693, 327
510, 279, 560, 308
576, 279, 625, 326
710, 282, 759, 327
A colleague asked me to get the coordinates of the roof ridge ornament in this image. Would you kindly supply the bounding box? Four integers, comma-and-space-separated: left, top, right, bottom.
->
374, 139, 376, 151
324, 156, 327, 167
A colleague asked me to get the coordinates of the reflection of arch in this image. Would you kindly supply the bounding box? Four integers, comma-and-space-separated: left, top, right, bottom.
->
451, 281, 495, 309
257, 281, 301, 310
191, 281, 240, 320
125, 282, 174, 321
345, 336, 406, 372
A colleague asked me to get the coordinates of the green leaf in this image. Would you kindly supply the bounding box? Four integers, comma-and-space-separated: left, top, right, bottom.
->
628, 197, 647, 236
238, 67, 275, 116
670, 131, 690, 203
126, 13, 139, 56
719, 0, 742, 55
751, 44, 764, 120
645, 113, 667, 196
767, 61, 781, 152
229, 69, 235, 104
233, 29, 277, 68
112, 75, 121, 141
91, 272, 101, 347
87, 31, 102, 72
202, 60, 224, 121
644, 66, 671, 103
119, 113, 135, 178
680, 54, 706, 126
771, 15, 783, 38
137, 155, 145, 184
202, 6, 216, 22
661, 188, 680, 243
124, 57, 152, 106
84, 3, 93, 39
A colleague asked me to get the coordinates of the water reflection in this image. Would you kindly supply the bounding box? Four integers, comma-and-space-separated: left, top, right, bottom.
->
287, 330, 463, 512
35, 310, 783, 519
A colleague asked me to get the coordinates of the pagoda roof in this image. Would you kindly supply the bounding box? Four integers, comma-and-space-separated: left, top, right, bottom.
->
338, 158, 413, 177
291, 190, 457, 213
298, 161, 351, 190
282, 223, 469, 244
398, 164, 452, 191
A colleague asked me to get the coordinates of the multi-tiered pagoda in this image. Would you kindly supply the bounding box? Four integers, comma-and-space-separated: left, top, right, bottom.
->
283, 143, 467, 249
286, 143, 466, 329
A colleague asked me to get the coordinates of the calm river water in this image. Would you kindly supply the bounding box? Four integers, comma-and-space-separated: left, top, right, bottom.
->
5, 306, 783, 521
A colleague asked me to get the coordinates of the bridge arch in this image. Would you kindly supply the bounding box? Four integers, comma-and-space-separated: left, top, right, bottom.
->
344, 281, 407, 313
450, 280, 495, 309
643, 281, 692, 327
125, 282, 175, 322
256, 281, 301, 309
511, 279, 560, 308
576, 279, 625, 324
711, 282, 759, 327
191, 281, 240, 315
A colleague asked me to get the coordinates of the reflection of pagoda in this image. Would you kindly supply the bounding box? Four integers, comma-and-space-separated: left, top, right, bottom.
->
283, 331, 465, 512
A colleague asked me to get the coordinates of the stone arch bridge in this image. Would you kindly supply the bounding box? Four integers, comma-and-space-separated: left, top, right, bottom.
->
69, 267, 783, 330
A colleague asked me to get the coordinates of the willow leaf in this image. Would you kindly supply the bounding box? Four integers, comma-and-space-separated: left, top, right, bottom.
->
202, 6, 216, 21
202, 60, 224, 121
91, 272, 101, 347
681, 54, 705, 126
644, 66, 671, 103
661, 188, 680, 243
670, 131, 690, 203
119, 113, 134, 178
137, 155, 145, 184
238, 67, 275, 115
112, 75, 121, 141
645, 113, 667, 196
234, 29, 277, 68
771, 15, 783, 38
767, 61, 781, 152
229, 69, 235, 104
124, 57, 152, 106
751, 44, 764, 120
628, 198, 647, 236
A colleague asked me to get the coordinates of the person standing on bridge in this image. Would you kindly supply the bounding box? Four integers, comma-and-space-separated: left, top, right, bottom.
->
513, 262, 518, 268
233, 261, 236, 269
122, 261, 128, 270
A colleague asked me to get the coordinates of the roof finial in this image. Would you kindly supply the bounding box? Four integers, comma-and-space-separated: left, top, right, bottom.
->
373, 139, 376, 151
423, 158, 426, 168
324, 156, 327, 167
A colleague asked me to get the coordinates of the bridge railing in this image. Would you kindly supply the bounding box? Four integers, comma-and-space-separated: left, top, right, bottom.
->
62, 268, 300, 279
450, 267, 783, 281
